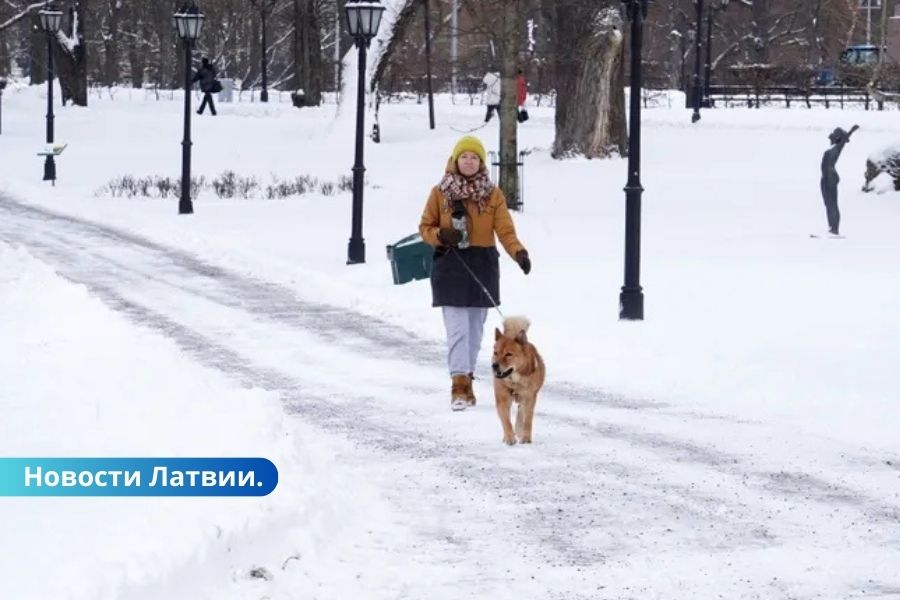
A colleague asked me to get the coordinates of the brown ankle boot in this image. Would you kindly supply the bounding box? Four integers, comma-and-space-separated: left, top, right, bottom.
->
450, 374, 469, 411
465, 372, 476, 406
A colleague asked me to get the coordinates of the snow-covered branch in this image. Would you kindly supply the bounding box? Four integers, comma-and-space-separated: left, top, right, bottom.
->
0, 1, 46, 32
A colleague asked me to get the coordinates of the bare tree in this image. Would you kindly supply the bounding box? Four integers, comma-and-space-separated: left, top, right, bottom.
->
450, 0, 528, 205
868, 0, 891, 90
0, 0, 46, 33
548, 1, 625, 158
4, 0, 886, 106
496, 0, 525, 207
100, 0, 122, 86
371, 0, 418, 92
54, 0, 88, 106
294, 0, 322, 104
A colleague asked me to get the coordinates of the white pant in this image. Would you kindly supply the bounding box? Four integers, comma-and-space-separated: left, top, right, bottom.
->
442, 307, 488, 376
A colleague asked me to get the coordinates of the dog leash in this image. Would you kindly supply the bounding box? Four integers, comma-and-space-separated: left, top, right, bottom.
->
450, 247, 506, 320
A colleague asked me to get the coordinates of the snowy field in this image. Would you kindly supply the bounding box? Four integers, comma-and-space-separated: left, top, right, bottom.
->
1, 81, 899, 599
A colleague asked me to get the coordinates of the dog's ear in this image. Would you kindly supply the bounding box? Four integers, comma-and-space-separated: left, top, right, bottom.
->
495, 327, 502, 341
515, 330, 528, 345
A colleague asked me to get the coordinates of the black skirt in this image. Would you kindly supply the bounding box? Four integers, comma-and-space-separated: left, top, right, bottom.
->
430, 246, 500, 308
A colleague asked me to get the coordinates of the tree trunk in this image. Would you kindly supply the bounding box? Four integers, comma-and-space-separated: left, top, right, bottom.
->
807, 0, 824, 66
498, 0, 524, 209
371, 0, 418, 91
552, 5, 626, 159
30, 16, 47, 85
868, 0, 891, 89
751, 0, 770, 63
102, 0, 121, 87
246, 7, 261, 91
124, 5, 146, 88
667, 0, 680, 90
153, 0, 177, 88
294, 0, 322, 105
879, 0, 889, 63
55, 1, 88, 107
128, 41, 145, 88
0, 2, 9, 76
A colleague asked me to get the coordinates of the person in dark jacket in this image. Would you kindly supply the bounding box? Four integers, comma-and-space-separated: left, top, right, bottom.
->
192, 57, 218, 116
419, 135, 531, 411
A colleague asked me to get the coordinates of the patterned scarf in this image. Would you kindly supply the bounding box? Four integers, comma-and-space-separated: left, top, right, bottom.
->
438, 169, 494, 214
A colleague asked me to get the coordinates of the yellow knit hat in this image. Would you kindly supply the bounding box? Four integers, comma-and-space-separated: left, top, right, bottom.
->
451, 135, 487, 165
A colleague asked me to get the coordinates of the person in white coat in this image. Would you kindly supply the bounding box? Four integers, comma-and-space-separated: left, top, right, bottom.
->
482, 71, 501, 122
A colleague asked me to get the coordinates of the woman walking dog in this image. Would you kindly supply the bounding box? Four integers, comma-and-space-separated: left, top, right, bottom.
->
418, 135, 531, 411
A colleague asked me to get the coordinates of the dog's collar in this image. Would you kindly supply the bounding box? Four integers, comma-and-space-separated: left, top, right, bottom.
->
494, 368, 514, 380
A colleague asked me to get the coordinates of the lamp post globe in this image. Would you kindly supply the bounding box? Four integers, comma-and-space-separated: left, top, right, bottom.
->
38, 6, 63, 182
173, 3, 204, 40
38, 7, 63, 34
173, 2, 204, 215
344, 0, 385, 265
619, 0, 649, 320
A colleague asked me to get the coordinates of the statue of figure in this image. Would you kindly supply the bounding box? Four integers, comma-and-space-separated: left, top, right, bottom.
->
820, 124, 859, 236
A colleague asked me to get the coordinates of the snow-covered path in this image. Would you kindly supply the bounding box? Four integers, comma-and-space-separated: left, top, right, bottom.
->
3, 194, 898, 599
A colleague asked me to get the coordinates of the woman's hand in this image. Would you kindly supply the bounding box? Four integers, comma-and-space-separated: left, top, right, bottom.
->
438, 227, 462, 247
515, 250, 531, 275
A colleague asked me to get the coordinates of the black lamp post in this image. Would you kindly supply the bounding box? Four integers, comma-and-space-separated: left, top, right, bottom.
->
345, 0, 385, 265
250, 0, 275, 102
702, 0, 729, 106
0, 78, 7, 135
691, 0, 703, 123
620, 0, 648, 320
173, 2, 204, 215
38, 6, 63, 182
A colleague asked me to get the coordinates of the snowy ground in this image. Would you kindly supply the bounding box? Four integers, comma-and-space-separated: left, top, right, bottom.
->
1, 82, 899, 599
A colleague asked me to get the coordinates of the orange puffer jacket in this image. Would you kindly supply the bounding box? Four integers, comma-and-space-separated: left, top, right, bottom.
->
418, 185, 525, 259
418, 183, 527, 308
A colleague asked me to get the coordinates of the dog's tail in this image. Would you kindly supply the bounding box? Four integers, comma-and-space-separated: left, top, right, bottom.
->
502, 316, 531, 339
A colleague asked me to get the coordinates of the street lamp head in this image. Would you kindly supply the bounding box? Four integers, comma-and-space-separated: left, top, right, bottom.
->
345, 0, 385, 45
38, 6, 63, 34
173, 3, 205, 42
0, 78, 7, 91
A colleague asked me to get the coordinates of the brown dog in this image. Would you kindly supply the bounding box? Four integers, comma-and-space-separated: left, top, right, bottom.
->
492, 317, 545, 445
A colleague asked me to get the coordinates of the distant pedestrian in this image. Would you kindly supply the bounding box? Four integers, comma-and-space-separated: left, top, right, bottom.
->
193, 57, 220, 116
482, 71, 501, 123
820, 124, 858, 236
516, 68, 529, 123
516, 69, 527, 107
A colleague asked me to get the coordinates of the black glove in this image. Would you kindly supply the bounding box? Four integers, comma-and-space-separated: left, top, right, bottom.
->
515, 249, 531, 275
438, 227, 462, 247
